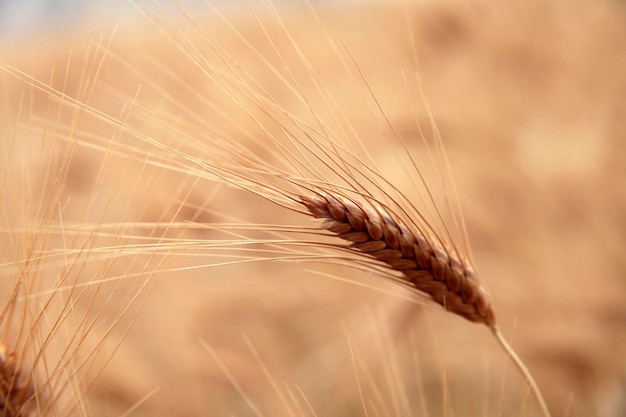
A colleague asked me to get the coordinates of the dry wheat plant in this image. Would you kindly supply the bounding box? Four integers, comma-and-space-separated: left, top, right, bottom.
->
2, 0, 626, 416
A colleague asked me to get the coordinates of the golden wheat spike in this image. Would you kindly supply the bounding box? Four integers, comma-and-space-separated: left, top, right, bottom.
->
299, 191, 496, 326
0, 343, 35, 417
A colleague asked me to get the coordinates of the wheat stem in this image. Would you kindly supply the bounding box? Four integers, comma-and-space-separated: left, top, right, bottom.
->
491, 326, 551, 417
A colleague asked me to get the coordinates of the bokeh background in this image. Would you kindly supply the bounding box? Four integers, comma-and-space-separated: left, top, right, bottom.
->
2, 0, 626, 416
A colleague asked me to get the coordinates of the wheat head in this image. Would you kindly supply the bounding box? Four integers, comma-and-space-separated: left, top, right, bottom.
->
0, 343, 35, 417
299, 191, 496, 327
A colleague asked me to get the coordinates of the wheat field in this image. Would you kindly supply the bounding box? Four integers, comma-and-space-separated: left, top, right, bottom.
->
1, 0, 626, 416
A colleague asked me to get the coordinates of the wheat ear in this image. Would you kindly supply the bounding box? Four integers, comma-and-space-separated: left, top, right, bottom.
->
300, 191, 496, 326
0, 343, 35, 417
300, 190, 551, 417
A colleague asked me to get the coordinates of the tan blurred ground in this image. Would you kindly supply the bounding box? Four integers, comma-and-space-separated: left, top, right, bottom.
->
2, 0, 626, 416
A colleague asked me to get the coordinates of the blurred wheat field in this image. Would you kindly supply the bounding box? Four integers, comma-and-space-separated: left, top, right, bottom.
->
2, 0, 626, 416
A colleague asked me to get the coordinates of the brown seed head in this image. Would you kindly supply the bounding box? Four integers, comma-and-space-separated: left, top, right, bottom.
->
0, 343, 35, 417
299, 192, 497, 326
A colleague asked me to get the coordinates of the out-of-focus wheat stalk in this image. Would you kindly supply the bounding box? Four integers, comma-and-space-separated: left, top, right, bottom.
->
0, 342, 35, 416
0, 80, 158, 415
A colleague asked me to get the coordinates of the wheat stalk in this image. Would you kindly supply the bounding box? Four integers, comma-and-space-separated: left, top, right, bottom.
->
298, 189, 550, 417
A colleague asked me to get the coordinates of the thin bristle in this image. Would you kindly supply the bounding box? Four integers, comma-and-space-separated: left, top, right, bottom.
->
299, 192, 496, 327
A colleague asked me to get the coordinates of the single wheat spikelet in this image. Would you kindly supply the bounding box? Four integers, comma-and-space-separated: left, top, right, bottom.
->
300, 191, 496, 327
0, 343, 35, 417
